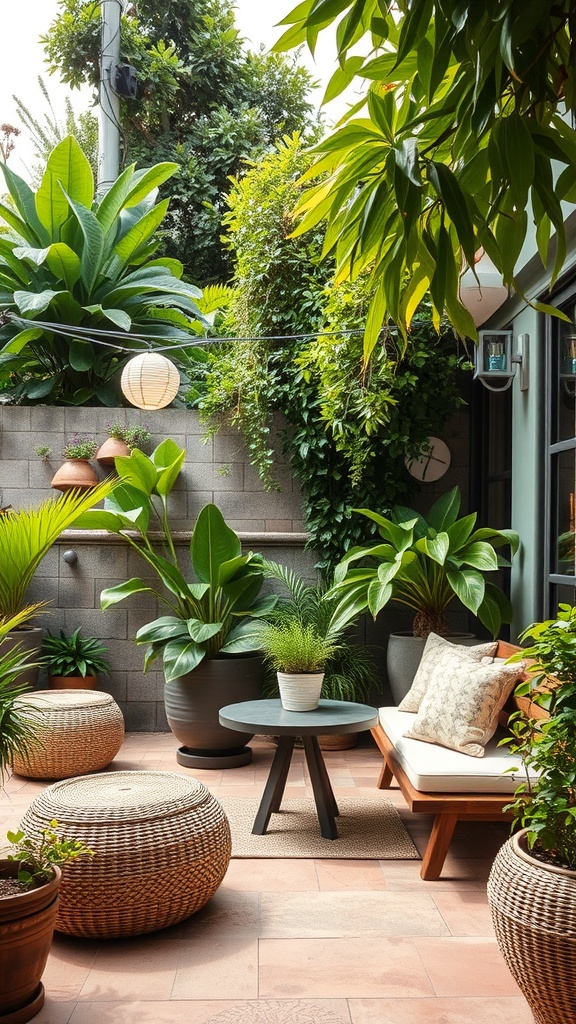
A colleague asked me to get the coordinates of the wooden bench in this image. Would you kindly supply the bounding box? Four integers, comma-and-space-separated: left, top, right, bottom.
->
371, 640, 548, 880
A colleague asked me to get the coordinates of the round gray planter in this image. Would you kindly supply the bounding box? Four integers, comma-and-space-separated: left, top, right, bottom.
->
164, 655, 264, 769
386, 632, 477, 705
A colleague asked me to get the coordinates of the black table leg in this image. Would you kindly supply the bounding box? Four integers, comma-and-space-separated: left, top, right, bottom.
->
302, 736, 339, 839
252, 736, 294, 835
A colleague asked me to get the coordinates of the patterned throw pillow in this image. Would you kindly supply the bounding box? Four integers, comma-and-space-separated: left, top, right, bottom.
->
403, 651, 525, 757
397, 633, 499, 712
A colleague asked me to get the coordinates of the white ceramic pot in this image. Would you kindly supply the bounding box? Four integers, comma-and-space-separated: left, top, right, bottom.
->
277, 672, 324, 712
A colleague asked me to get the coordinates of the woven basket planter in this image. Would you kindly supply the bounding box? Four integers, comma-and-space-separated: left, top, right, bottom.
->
487, 830, 576, 1024
19, 771, 231, 938
12, 690, 125, 779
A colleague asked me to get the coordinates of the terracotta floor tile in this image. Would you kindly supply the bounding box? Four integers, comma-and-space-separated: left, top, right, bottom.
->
315, 858, 389, 891
180, 887, 261, 936
172, 934, 259, 999
69, 1000, 256, 1024
259, 891, 448, 938
41, 935, 100, 997
223, 857, 320, 891
431, 891, 497, 935
77, 936, 181, 1000
348, 995, 535, 1023
414, 936, 523, 997
259, 937, 434, 998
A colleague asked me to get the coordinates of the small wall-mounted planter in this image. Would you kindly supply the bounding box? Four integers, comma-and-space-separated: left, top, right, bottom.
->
95, 438, 130, 466
51, 459, 100, 492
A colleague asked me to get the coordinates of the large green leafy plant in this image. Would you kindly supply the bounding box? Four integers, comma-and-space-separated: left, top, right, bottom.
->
74, 439, 277, 681
506, 604, 576, 869
329, 487, 519, 638
0, 607, 45, 781
0, 136, 206, 404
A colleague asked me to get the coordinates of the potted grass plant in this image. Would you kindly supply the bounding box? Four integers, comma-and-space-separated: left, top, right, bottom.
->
257, 616, 341, 711
40, 628, 110, 689
487, 603, 576, 1024
329, 486, 520, 702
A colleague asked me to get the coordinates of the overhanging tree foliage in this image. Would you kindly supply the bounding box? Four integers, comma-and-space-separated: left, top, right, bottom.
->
275, 0, 576, 360
43, 0, 320, 283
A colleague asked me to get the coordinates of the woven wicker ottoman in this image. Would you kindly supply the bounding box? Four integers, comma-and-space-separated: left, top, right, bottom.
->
11, 689, 125, 779
19, 770, 231, 938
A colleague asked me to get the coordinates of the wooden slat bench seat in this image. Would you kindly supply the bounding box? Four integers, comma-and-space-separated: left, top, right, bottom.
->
371, 640, 547, 880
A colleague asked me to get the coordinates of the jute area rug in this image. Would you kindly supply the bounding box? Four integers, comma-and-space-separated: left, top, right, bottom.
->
218, 793, 420, 860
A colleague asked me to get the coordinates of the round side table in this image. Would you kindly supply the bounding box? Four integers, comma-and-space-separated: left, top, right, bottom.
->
219, 699, 378, 840
12, 689, 125, 779
19, 770, 231, 938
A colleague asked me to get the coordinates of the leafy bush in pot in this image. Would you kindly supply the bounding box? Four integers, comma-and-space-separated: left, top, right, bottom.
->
40, 628, 110, 678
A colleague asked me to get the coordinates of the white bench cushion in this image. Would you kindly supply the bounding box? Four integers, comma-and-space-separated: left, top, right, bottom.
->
379, 706, 538, 794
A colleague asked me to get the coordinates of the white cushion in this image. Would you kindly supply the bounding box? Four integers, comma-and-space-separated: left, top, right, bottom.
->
398, 633, 499, 712
379, 706, 538, 793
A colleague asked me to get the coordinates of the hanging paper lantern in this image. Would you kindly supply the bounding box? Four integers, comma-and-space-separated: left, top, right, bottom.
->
121, 353, 180, 410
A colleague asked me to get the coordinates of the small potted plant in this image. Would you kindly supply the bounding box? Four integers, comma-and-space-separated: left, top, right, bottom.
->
257, 616, 341, 711
0, 820, 93, 1022
51, 435, 100, 492
96, 423, 151, 466
487, 603, 576, 1024
40, 628, 110, 689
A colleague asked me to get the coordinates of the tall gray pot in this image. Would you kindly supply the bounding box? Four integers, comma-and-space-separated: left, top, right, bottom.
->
386, 631, 476, 705
164, 655, 264, 769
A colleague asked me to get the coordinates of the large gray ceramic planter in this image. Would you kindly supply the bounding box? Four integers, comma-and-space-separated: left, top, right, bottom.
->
386, 632, 476, 705
165, 655, 264, 769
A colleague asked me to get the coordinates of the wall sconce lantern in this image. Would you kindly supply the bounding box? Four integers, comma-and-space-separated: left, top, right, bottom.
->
120, 352, 181, 410
474, 331, 529, 392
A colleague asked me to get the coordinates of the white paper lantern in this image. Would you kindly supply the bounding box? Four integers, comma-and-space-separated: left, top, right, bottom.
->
121, 353, 181, 410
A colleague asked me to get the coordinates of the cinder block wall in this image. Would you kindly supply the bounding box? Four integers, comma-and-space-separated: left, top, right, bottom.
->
0, 406, 315, 730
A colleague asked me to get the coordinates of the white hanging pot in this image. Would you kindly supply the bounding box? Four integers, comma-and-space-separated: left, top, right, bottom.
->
277, 672, 324, 712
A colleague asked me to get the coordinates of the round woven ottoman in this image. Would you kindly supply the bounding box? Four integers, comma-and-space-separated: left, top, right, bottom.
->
19, 771, 231, 938
11, 689, 125, 779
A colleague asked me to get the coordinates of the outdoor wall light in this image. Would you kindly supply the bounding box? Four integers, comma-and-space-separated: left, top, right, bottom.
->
474, 331, 529, 392
120, 352, 181, 410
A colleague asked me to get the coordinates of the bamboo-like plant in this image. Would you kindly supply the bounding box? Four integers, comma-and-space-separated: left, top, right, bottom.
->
0, 479, 117, 623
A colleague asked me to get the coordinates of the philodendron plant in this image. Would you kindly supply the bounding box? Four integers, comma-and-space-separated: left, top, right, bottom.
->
74, 439, 277, 681
0, 136, 207, 405
329, 486, 520, 638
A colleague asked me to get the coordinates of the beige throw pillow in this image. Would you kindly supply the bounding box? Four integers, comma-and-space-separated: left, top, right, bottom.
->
403, 651, 525, 757
397, 633, 499, 712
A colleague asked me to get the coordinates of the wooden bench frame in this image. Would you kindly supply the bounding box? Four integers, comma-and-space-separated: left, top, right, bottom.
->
370, 640, 545, 880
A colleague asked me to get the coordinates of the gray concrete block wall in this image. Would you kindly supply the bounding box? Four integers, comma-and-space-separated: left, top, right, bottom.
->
0, 406, 313, 730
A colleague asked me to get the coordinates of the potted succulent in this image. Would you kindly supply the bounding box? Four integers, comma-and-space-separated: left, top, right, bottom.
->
0, 819, 93, 1023
73, 439, 278, 767
50, 435, 100, 492
96, 423, 151, 466
329, 486, 520, 702
487, 603, 576, 1024
40, 628, 110, 689
0, 480, 117, 688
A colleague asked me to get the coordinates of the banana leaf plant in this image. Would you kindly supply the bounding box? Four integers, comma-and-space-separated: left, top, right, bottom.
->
328, 486, 520, 638
74, 439, 277, 681
0, 136, 207, 405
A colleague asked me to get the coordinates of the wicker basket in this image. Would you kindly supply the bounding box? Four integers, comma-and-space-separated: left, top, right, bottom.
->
12, 689, 125, 779
487, 830, 576, 1024
19, 771, 231, 938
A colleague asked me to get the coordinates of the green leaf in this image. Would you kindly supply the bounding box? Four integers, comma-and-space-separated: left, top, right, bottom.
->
427, 162, 475, 267
44, 243, 82, 290
69, 338, 95, 371
35, 136, 93, 238
191, 504, 241, 585
101, 579, 152, 609
423, 532, 449, 565
446, 568, 485, 615
64, 193, 105, 293
162, 637, 206, 681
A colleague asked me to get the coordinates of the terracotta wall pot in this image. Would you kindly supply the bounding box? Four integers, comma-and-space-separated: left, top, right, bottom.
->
48, 675, 96, 689
386, 632, 477, 704
95, 438, 130, 466
0, 861, 61, 1022
277, 671, 324, 711
487, 830, 576, 1024
51, 459, 99, 493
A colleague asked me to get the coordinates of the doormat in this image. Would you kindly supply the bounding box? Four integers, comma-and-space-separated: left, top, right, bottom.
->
218, 793, 420, 860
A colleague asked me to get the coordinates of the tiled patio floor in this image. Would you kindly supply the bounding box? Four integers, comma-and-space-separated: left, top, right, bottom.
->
1, 733, 534, 1024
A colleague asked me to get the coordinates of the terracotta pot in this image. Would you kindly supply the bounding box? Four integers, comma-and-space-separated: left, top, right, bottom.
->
487, 830, 576, 1024
0, 861, 61, 1022
48, 675, 97, 690
318, 733, 359, 751
95, 437, 130, 466
50, 459, 99, 493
